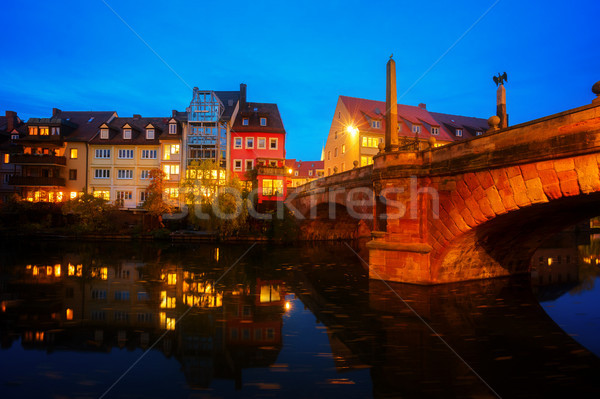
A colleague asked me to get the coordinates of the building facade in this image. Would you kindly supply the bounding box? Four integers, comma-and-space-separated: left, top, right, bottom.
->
0, 111, 24, 202
323, 96, 488, 176
285, 159, 324, 190
229, 86, 287, 204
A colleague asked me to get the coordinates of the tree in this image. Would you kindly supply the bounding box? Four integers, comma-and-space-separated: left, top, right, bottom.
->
62, 193, 118, 232
143, 168, 173, 228
180, 160, 249, 236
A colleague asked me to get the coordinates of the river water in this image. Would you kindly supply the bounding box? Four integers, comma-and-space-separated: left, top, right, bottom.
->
0, 236, 599, 398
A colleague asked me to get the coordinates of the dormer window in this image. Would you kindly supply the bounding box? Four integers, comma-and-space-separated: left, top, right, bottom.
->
169, 123, 176, 134
412, 125, 421, 134
123, 129, 132, 139
146, 129, 155, 140
51, 127, 60, 135
260, 117, 267, 126
371, 120, 381, 129
431, 127, 439, 135
242, 118, 249, 126
11, 134, 18, 141
476, 131, 483, 136
456, 129, 463, 137
28, 126, 38, 135
100, 128, 109, 139
39, 127, 49, 136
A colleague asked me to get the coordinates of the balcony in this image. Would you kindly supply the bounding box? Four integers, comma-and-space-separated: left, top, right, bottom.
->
256, 165, 287, 177
10, 154, 67, 166
9, 176, 66, 187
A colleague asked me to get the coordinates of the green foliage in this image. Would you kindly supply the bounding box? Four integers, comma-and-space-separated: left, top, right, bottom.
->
180, 160, 250, 237
62, 193, 119, 232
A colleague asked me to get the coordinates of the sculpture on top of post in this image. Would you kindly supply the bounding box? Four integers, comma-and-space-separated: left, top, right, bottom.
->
493, 72, 508, 129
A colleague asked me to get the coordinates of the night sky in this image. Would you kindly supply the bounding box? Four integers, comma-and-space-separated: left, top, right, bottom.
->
2, 0, 598, 161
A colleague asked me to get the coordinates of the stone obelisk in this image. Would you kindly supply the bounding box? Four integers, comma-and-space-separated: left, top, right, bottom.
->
385, 56, 398, 152
497, 84, 508, 129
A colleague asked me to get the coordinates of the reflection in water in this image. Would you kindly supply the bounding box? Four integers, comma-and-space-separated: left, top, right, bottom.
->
0, 240, 599, 398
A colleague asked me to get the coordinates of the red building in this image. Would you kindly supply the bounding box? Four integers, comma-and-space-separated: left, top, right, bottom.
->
230, 84, 287, 205
285, 159, 324, 190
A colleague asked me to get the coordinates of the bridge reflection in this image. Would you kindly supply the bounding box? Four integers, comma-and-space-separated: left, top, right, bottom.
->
291, 250, 600, 398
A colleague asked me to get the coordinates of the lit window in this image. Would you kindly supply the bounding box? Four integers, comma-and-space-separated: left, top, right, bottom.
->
123, 129, 132, 139
70, 148, 78, 159
167, 273, 177, 285
100, 128, 109, 139
342, 144, 346, 154
66, 308, 73, 320
245, 160, 253, 171
242, 118, 249, 126
28, 126, 38, 135
93, 190, 110, 201
234, 160, 242, 171
260, 117, 267, 126
234, 137, 242, 149
456, 129, 463, 137
360, 156, 373, 167
117, 169, 133, 179
171, 144, 180, 154
169, 123, 177, 134
262, 179, 283, 196
246, 137, 254, 149
431, 127, 439, 135
269, 138, 278, 149
258, 137, 266, 149
39, 127, 49, 135
70, 192, 78, 199
146, 129, 155, 140
4, 154, 9, 163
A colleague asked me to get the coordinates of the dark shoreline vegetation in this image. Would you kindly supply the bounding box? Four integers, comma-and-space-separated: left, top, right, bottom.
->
0, 197, 301, 243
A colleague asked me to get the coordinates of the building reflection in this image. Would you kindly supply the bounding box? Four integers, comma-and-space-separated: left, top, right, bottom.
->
0, 248, 286, 389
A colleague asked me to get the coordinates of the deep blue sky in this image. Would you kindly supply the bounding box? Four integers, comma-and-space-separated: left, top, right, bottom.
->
2, 0, 598, 160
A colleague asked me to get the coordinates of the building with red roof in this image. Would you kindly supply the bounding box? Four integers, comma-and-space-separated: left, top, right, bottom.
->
285, 159, 324, 190
230, 84, 287, 205
324, 96, 488, 176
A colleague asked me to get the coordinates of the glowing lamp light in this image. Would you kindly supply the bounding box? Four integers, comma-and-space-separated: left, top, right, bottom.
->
288, 168, 293, 174
346, 125, 359, 136
285, 301, 291, 311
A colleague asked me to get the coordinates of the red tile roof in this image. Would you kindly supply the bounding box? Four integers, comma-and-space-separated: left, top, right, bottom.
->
232, 102, 286, 134
285, 159, 324, 178
339, 96, 487, 142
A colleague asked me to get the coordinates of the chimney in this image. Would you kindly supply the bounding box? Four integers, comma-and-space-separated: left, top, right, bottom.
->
172, 110, 178, 118
418, 103, 427, 110
5, 111, 17, 132
496, 85, 508, 129
52, 108, 61, 117
133, 114, 141, 120
385, 56, 399, 152
240, 83, 247, 110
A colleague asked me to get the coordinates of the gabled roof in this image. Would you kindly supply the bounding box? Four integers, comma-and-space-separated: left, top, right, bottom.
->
338, 96, 487, 142
53, 110, 118, 142
285, 159, 324, 178
89, 116, 170, 145
232, 102, 285, 134
214, 90, 240, 121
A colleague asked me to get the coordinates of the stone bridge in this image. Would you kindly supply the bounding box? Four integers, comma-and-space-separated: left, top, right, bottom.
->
289, 100, 600, 284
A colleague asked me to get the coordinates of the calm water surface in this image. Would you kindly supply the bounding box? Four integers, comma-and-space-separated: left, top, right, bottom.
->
1, 238, 599, 398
